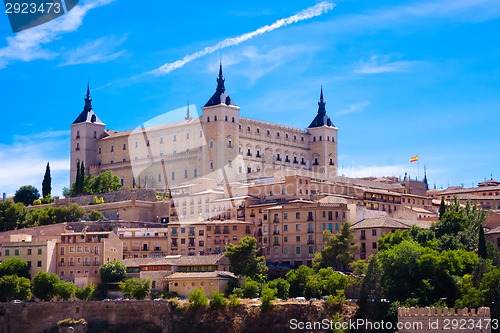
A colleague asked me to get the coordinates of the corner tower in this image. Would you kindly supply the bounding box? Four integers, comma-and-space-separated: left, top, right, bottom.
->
200, 63, 240, 182
70, 84, 106, 187
307, 87, 338, 177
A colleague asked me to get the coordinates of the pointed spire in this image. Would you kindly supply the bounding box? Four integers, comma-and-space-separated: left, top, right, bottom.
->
84, 82, 92, 112
318, 86, 326, 114
308, 86, 333, 128
216, 62, 225, 93
423, 165, 429, 190
185, 97, 191, 120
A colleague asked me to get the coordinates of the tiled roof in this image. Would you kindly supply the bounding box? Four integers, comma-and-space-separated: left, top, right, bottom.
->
122, 254, 228, 268
486, 226, 500, 234
166, 270, 237, 280
352, 217, 424, 230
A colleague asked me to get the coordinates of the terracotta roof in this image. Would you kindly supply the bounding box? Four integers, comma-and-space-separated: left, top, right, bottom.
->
352, 217, 428, 230
122, 254, 228, 268
486, 226, 500, 234
166, 271, 237, 280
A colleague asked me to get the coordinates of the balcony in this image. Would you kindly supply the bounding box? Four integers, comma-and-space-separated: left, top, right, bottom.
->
223, 229, 230, 234
68, 263, 75, 266
249, 213, 255, 217
154, 247, 161, 251
93, 262, 100, 266
59, 262, 65, 266
307, 217, 314, 221
247, 152, 252, 157
273, 218, 280, 223
285, 158, 290, 163
360, 235, 366, 240
276, 157, 282, 161
273, 241, 280, 246
256, 153, 261, 158
189, 232, 195, 236
171, 243, 178, 248
313, 161, 319, 166
214, 229, 221, 234
83, 263, 91, 266
307, 239, 315, 245
307, 229, 314, 233
301, 161, 306, 165
273, 231, 280, 235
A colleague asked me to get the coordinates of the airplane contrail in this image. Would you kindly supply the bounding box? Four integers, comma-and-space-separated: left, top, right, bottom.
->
149, 2, 335, 76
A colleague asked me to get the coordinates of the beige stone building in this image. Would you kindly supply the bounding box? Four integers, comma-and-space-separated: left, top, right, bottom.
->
70, 65, 338, 195
123, 254, 230, 292
0, 234, 57, 278
166, 219, 254, 256
56, 230, 123, 287
165, 271, 237, 297
351, 217, 432, 260
117, 227, 169, 259
485, 226, 500, 252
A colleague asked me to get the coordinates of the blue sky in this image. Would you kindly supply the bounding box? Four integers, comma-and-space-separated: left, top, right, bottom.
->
1, 0, 499, 197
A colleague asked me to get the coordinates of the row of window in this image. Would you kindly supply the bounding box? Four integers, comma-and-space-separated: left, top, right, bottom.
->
60, 246, 99, 255
60, 270, 99, 277
263, 222, 341, 232
4, 248, 42, 256
239, 125, 306, 142
272, 211, 344, 221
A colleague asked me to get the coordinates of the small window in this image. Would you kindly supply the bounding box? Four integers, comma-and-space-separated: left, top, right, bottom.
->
38, 248, 42, 255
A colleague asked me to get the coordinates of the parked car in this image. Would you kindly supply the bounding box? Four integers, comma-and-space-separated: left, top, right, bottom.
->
10, 300, 22, 304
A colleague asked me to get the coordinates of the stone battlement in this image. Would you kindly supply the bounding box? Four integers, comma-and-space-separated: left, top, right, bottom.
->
398, 307, 491, 317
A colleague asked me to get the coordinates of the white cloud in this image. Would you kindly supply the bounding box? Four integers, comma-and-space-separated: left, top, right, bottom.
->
208, 44, 319, 85
0, 0, 114, 68
148, 1, 335, 76
353, 55, 423, 74
0, 130, 70, 197
337, 101, 370, 116
60, 35, 127, 66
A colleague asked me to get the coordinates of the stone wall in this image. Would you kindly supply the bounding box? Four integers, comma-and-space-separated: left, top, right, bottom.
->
398, 307, 492, 333
66, 189, 157, 206
0, 300, 357, 333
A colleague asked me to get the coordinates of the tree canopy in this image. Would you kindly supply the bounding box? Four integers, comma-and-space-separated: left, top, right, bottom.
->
99, 261, 127, 285
32, 272, 60, 301
14, 185, 40, 206
71, 170, 123, 196
312, 223, 357, 271
225, 236, 268, 281
119, 278, 151, 300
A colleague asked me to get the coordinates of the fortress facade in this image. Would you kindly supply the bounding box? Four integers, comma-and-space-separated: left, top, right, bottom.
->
70, 64, 339, 191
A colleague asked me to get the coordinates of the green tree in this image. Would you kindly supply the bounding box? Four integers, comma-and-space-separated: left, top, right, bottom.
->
75, 284, 95, 301
209, 291, 228, 309
14, 185, 40, 206
359, 255, 383, 304
478, 227, 488, 259
15, 277, 32, 301
242, 279, 260, 298
119, 278, 151, 300
350, 260, 369, 276
267, 277, 290, 299
79, 161, 85, 194
99, 261, 127, 285
225, 236, 268, 281
88, 210, 105, 221
188, 287, 208, 309
0, 275, 20, 302
312, 223, 357, 271
439, 197, 446, 217
54, 280, 76, 300
32, 272, 60, 301
0, 258, 30, 279
260, 286, 277, 312
42, 162, 51, 198
286, 265, 314, 297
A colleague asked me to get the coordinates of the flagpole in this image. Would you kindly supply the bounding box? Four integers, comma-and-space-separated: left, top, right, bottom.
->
418, 158, 420, 181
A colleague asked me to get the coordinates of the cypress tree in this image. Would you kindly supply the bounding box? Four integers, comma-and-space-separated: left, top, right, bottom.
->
42, 162, 51, 198
79, 161, 85, 195
478, 226, 488, 259
439, 197, 446, 218
75, 160, 81, 195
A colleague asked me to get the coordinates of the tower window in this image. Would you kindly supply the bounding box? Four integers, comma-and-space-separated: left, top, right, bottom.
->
171, 172, 175, 180
123, 143, 126, 150
256, 128, 260, 134
158, 174, 162, 182
276, 132, 280, 138
232, 117, 235, 122
267, 130, 270, 136
184, 169, 188, 178
173, 135, 176, 142
214, 116, 217, 121
160, 137, 163, 144
76, 143, 80, 151
210, 162, 214, 169
111, 145, 114, 152
186, 132, 189, 139
285, 134, 289, 139
319, 136, 322, 141
313, 137, 316, 142
76, 131, 80, 139
225, 115, 228, 121
207, 117, 210, 122
330, 158, 334, 166
93, 131, 96, 139
247, 126, 251, 132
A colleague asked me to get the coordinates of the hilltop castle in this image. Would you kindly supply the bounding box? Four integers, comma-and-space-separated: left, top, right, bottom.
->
70, 64, 339, 190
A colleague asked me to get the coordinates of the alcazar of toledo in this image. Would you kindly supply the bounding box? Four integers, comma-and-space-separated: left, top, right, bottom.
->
70, 63, 338, 190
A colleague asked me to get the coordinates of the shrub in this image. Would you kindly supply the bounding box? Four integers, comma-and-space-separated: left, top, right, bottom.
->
32, 199, 42, 206
209, 291, 228, 309
57, 318, 88, 327
242, 279, 260, 298
88, 210, 105, 221
228, 294, 240, 309
188, 287, 208, 309
260, 286, 277, 312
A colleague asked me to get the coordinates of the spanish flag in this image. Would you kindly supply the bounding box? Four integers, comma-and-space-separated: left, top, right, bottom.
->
410, 155, 419, 163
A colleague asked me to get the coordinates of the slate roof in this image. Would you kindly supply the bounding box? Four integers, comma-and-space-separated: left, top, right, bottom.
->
308, 87, 334, 128
72, 84, 104, 125
351, 217, 429, 230
204, 63, 236, 107
166, 271, 237, 280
